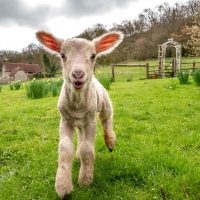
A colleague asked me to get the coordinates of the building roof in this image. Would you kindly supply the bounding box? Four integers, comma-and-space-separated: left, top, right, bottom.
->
3, 62, 41, 73
10, 67, 25, 77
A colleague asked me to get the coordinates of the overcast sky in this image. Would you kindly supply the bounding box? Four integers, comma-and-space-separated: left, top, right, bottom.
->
0, 0, 189, 52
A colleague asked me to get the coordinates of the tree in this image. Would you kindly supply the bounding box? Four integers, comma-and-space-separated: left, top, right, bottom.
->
133, 37, 152, 61
171, 25, 200, 56
43, 53, 51, 68
43, 53, 61, 76
186, 25, 200, 56
76, 24, 107, 40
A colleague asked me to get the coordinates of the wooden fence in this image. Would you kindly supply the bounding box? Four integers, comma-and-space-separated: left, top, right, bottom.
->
111, 61, 200, 80
181, 61, 200, 70
111, 63, 157, 80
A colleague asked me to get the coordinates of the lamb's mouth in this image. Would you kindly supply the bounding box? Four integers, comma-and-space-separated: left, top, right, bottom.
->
73, 81, 84, 89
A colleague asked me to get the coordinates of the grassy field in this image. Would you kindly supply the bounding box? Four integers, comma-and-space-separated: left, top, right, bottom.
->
1, 75, 200, 199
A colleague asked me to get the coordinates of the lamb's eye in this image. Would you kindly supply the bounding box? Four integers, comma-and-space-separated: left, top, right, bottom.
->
61, 53, 66, 60
91, 53, 96, 59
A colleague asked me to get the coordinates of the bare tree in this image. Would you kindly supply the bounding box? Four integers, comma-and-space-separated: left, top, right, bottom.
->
76, 24, 107, 40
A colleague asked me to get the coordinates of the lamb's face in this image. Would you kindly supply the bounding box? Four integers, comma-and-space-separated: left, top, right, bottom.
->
60, 38, 96, 92
36, 31, 124, 92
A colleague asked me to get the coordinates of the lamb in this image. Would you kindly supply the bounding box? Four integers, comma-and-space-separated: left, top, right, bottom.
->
36, 30, 124, 198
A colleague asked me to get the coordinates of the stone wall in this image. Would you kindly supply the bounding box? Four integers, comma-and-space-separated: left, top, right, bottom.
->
0, 78, 14, 85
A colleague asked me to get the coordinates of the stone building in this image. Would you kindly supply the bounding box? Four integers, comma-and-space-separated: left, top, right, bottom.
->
2, 61, 41, 81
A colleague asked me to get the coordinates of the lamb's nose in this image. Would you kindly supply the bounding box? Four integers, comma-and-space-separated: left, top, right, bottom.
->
72, 70, 85, 79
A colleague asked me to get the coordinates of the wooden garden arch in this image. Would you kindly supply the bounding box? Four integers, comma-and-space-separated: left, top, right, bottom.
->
158, 38, 181, 77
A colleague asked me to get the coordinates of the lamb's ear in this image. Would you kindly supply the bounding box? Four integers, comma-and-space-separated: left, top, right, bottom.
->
93, 32, 124, 57
35, 31, 63, 53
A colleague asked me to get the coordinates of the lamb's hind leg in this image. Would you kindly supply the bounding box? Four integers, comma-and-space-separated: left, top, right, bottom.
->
55, 120, 74, 198
98, 108, 116, 152
78, 121, 96, 187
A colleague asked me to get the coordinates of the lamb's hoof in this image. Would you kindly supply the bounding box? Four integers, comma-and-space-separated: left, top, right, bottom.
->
104, 131, 116, 151
55, 180, 73, 199
55, 184, 73, 199
55, 167, 73, 199
61, 194, 72, 200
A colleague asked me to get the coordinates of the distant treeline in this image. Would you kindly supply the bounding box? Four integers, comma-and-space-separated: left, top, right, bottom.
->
1, 0, 200, 72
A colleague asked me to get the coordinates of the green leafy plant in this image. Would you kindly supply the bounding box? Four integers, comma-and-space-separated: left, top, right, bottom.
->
176, 70, 190, 84
96, 74, 112, 90
9, 81, 21, 90
164, 79, 177, 90
126, 74, 133, 82
25, 78, 63, 99
9, 84, 14, 90
25, 79, 47, 99
47, 78, 63, 97
191, 69, 200, 86
126, 78, 132, 82
0, 85, 2, 92
13, 81, 21, 90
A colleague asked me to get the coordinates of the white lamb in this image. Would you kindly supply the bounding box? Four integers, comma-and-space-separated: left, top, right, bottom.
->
36, 31, 124, 199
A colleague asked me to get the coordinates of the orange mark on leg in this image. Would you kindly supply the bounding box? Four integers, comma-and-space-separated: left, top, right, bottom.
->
104, 131, 116, 152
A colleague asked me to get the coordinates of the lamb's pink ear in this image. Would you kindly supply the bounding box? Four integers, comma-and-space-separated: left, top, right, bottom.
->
36, 31, 62, 52
93, 32, 124, 56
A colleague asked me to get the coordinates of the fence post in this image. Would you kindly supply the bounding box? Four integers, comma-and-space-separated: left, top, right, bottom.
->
193, 60, 195, 71
146, 63, 149, 79
172, 59, 175, 77
111, 64, 115, 81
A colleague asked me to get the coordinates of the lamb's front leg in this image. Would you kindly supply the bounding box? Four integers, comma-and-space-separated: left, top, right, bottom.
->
98, 112, 116, 152
55, 119, 74, 198
78, 121, 96, 187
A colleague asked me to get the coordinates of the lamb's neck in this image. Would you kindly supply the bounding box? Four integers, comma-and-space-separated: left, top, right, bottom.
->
65, 87, 88, 110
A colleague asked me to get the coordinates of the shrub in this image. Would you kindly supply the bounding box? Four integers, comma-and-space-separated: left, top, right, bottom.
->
31, 73, 44, 79
13, 82, 21, 90
0, 85, 2, 92
176, 70, 189, 84
191, 69, 200, 86
9, 81, 21, 90
96, 74, 112, 90
9, 84, 14, 90
26, 79, 47, 99
47, 78, 63, 97
25, 78, 63, 99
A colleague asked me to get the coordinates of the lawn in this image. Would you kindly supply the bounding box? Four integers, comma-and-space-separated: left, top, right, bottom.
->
0, 76, 200, 199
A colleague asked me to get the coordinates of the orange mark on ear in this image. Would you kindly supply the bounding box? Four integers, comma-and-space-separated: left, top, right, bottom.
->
36, 32, 60, 52
97, 34, 119, 53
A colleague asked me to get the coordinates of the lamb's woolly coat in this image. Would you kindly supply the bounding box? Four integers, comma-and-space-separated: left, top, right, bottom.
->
58, 78, 112, 128
36, 31, 124, 199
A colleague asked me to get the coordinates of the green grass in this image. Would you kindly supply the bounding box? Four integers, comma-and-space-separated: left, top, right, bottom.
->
1, 77, 200, 199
